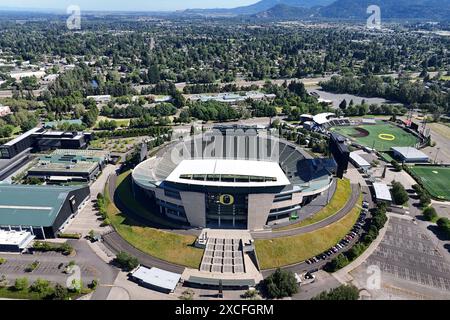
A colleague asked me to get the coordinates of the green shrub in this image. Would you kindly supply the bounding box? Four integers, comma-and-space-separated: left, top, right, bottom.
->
58, 233, 82, 239
113, 251, 139, 271
312, 284, 359, 300
263, 268, 298, 299
423, 207, 438, 221
13, 277, 28, 291
391, 181, 409, 205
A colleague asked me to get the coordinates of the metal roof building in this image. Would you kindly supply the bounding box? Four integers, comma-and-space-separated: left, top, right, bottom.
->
372, 183, 392, 203
391, 147, 429, 163
131, 266, 181, 293
349, 152, 371, 169
0, 184, 90, 238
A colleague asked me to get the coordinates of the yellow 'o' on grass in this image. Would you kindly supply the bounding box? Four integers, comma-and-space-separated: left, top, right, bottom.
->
378, 133, 395, 141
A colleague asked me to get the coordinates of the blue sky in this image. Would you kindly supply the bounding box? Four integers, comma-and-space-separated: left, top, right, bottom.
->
1, 0, 260, 11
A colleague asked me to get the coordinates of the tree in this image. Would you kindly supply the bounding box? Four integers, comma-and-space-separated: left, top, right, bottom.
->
13, 277, 29, 291
263, 268, 298, 299
53, 283, 69, 300
419, 193, 431, 207
113, 251, 139, 271
30, 278, 51, 295
391, 181, 409, 205
312, 285, 359, 300
326, 253, 349, 272
390, 160, 402, 172
423, 207, 437, 221
339, 99, 347, 111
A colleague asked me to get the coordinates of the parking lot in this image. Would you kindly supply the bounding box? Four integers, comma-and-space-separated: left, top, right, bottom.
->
366, 217, 450, 293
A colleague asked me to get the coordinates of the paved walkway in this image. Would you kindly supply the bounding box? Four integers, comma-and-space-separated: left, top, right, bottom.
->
64, 165, 117, 236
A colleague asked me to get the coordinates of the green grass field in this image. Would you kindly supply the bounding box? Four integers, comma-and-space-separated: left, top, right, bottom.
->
277, 179, 351, 231
105, 171, 203, 269
255, 192, 362, 270
409, 166, 450, 201
330, 122, 418, 152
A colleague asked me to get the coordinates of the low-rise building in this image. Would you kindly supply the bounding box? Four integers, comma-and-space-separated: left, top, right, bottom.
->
0, 230, 35, 253
0, 184, 90, 239
391, 147, 429, 163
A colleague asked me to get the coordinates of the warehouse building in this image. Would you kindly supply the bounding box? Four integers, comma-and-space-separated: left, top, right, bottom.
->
0, 184, 90, 239
391, 147, 429, 163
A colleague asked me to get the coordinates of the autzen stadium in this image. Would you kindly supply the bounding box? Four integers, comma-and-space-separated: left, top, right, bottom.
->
132, 126, 335, 231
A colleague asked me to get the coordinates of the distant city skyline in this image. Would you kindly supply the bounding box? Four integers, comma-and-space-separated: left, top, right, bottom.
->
0, 0, 260, 12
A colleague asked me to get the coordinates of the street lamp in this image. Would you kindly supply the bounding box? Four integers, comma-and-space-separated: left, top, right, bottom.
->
434, 148, 440, 164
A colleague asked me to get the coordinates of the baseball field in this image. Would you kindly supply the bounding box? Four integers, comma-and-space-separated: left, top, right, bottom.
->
330, 121, 418, 152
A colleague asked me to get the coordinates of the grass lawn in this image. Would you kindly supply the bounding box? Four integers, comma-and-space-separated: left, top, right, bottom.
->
277, 179, 351, 231
105, 172, 203, 269
330, 122, 418, 152
255, 192, 362, 270
440, 75, 450, 81
116, 171, 181, 228
0, 287, 42, 300
0, 286, 84, 300
96, 116, 131, 128
409, 166, 450, 201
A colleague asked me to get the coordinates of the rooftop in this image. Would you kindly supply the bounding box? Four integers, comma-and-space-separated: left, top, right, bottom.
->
0, 184, 84, 227
166, 159, 291, 187
28, 161, 98, 174
0, 230, 35, 248
391, 147, 429, 160
350, 152, 371, 167
373, 183, 392, 202
132, 266, 181, 292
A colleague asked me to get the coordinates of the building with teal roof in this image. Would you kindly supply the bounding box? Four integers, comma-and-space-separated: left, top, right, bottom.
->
0, 184, 90, 238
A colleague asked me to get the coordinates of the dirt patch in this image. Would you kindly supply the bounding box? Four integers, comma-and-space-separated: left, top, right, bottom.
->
350, 127, 370, 138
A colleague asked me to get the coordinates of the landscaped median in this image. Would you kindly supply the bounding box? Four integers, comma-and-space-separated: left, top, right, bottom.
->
277, 178, 352, 231
255, 192, 363, 270
105, 171, 203, 269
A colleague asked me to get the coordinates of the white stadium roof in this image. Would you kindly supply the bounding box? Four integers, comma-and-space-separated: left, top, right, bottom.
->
313, 113, 335, 125
166, 159, 291, 187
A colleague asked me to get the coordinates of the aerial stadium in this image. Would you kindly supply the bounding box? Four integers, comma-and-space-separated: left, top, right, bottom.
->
131, 125, 336, 231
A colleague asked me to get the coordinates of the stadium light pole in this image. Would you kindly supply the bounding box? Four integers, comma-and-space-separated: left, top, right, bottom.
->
434, 148, 440, 164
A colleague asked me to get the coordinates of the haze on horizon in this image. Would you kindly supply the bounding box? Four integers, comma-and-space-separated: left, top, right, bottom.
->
0, 0, 261, 12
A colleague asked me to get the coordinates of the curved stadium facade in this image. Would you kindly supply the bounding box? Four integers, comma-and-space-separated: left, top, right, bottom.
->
132, 126, 335, 231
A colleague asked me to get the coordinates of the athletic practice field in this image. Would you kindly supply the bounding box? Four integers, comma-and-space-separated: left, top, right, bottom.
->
409, 166, 450, 201
330, 122, 418, 152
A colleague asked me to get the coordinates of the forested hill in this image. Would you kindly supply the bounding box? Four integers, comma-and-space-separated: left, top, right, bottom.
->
319, 0, 450, 20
